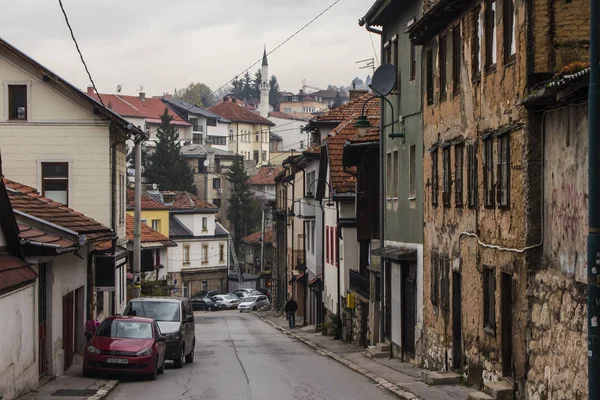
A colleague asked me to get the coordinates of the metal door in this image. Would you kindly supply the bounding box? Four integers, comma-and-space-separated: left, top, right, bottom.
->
401, 263, 417, 357
501, 273, 513, 377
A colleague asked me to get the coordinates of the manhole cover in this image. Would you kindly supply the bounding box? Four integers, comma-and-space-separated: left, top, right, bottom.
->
53, 389, 98, 396
195, 350, 215, 357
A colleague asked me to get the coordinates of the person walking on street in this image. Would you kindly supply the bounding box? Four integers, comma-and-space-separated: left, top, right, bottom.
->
284, 298, 298, 329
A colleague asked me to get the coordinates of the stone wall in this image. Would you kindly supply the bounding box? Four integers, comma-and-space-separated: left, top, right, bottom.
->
527, 269, 587, 400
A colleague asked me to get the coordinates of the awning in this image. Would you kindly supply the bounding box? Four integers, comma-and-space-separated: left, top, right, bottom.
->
371, 246, 417, 261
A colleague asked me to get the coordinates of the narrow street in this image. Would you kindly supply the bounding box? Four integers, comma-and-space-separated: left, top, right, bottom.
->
107, 311, 396, 400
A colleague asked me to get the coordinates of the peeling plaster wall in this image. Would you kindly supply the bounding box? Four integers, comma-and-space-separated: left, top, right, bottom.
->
421, 0, 530, 392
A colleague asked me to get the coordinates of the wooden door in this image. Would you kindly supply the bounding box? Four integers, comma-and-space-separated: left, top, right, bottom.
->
62, 291, 74, 370
401, 263, 417, 356
38, 264, 48, 377
452, 272, 463, 370
501, 273, 513, 377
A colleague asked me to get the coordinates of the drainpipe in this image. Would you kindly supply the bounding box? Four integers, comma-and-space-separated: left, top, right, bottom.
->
588, 0, 600, 398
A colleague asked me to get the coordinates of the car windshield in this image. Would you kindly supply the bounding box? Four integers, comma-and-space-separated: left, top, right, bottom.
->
225, 295, 238, 300
245, 296, 258, 302
96, 320, 153, 339
127, 301, 180, 322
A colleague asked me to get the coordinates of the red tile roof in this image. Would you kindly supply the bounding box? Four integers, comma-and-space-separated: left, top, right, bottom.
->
125, 215, 175, 247
241, 227, 273, 244
312, 92, 376, 123
209, 102, 275, 126
127, 189, 167, 210
163, 191, 217, 210
89, 94, 190, 125
247, 166, 284, 185
324, 94, 380, 194
0, 251, 37, 294
19, 223, 76, 249
4, 179, 114, 242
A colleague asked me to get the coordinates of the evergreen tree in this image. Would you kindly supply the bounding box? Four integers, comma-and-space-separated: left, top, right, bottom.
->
126, 142, 148, 171
226, 156, 260, 249
241, 71, 253, 100
269, 75, 281, 109
332, 91, 343, 108
253, 69, 262, 99
230, 77, 244, 98
145, 109, 196, 194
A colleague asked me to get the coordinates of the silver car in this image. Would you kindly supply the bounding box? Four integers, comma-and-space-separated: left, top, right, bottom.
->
238, 295, 270, 312
212, 294, 241, 310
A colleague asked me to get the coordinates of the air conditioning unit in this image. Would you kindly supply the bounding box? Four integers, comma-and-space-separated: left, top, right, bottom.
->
217, 189, 223, 194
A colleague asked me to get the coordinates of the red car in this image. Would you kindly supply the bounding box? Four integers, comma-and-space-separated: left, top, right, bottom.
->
83, 316, 166, 380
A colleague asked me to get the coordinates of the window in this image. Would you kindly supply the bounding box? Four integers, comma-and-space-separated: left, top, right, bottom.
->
483, 267, 496, 334
311, 222, 315, 254
255, 133, 259, 142
497, 134, 510, 207
439, 35, 447, 99
229, 130, 234, 141
213, 198, 221, 208
385, 42, 392, 64
393, 38, 399, 69
452, 25, 461, 94
198, 158, 207, 174
202, 244, 209, 263
409, 145, 416, 198
430, 252, 439, 306
202, 280, 208, 291
442, 146, 451, 207
219, 243, 225, 262
209, 136, 226, 146
467, 142, 478, 208
213, 178, 221, 189
455, 144, 464, 207
431, 149, 439, 206
8, 85, 27, 120
193, 133, 203, 145
202, 217, 208, 231
292, 96, 298, 101
410, 43, 416, 81
486, 0, 497, 70
473, 7, 482, 77
426, 47, 434, 105
41, 162, 69, 205
262, 151, 267, 162
207, 119, 217, 127
284, 108, 292, 113
253, 150, 259, 162
183, 244, 190, 264
504, 0, 516, 63
306, 171, 316, 195
483, 137, 494, 207
151, 219, 161, 231
393, 150, 399, 197
190, 118, 199, 132
119, 173, 125, 223
440, 256, 450, 312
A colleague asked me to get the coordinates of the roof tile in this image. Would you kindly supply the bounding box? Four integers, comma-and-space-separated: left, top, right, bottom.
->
247, 166, 284, 185
0, 252, 37, 294
209, 102, 275, 126
241, 228, 273, 244
125, 214, 175, 247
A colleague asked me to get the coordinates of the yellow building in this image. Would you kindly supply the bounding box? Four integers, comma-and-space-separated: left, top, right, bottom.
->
126, 189, 170, 237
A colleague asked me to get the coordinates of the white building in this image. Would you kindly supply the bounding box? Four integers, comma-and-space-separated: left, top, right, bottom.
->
268, 112, 310, 152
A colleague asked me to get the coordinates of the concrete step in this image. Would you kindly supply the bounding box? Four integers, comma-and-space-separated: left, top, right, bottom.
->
365, 345, 388, 359
484, 380, 513, 400
376, 341, 391, 352
421, 370, 462, 386
468, 392, 494, 400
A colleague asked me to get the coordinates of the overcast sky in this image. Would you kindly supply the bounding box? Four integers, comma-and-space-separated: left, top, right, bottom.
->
1, 0, 379, 97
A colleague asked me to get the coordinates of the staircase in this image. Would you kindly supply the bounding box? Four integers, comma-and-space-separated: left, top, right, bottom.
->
365, 341, 390, 358
467, 380, 513, 400
228, 234, 244, 288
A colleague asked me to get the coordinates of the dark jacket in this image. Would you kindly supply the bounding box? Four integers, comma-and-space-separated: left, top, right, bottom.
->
284, 299, 298, 312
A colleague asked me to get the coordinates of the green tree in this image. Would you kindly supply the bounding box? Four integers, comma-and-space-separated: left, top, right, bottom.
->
332, 91, 343, 108
126, 142, 148, 171
226, 156, 260, 249
145, 109, 196, 194
253, 69, 262, 99
174, 82, 215, 107
230, 77, 244, 99
269, 75, 281, 109
241, 71, 253, 100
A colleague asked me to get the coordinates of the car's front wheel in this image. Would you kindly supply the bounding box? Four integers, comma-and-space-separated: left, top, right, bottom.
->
173, 343, 184, 369
185, 340, 195, 364
148, 360, 158, 381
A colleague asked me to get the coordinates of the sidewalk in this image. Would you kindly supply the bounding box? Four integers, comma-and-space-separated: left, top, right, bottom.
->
256, 311, 472, 400
17, 360, 117, 400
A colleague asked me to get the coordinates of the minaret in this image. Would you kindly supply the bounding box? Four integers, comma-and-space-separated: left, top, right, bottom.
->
259, 46, 270, 117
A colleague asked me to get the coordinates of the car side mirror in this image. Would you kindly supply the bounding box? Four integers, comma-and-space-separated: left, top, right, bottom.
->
85, 331, 93, 339
184, 315, 194, 323
157, 334, 167, 342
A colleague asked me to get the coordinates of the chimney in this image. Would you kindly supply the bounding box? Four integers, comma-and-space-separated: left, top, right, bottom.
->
349, 89, 368, 100
87, 86, 94, 95
206, 138, 215, 171
139, 92, 146, 102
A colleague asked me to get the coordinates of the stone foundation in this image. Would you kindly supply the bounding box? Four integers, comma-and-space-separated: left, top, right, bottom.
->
527, 269, 587, 400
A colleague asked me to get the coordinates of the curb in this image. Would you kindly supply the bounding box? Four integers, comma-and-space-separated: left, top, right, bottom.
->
87, 380, 119, 400
256, 313, 421, 400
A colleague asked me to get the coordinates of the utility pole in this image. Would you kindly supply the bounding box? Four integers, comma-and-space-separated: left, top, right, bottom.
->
589, 0, 600, 397
260, 207, 265, 278
132, 137, 142, 299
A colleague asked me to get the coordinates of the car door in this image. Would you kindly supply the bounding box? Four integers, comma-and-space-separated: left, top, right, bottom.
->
154, 321, 166, 367
184, 300, 195, 353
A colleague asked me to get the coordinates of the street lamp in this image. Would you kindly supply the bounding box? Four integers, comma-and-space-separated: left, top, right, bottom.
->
307, 178, 333, 207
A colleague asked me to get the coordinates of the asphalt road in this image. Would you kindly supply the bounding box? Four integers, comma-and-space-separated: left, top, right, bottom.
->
107, 310, 396, 400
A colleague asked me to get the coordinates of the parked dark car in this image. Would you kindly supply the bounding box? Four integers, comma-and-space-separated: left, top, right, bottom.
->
124, 297, 195, 368
83, 316, 166, 380
191, 296, 219, 311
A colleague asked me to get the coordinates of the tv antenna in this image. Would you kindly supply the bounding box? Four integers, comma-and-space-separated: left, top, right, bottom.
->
138, 85, 144, 93
356, 58, 375, 73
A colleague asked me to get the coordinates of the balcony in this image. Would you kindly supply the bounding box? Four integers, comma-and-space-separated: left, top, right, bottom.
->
293, 199, 316, 219
349, 269, 370, 299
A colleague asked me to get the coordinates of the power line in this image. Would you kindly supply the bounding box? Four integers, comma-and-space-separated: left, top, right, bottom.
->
58, 0, 105, 108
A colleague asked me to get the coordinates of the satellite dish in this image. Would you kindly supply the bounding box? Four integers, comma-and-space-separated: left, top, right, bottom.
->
203, 159, 210, 167
370, 64, 397, 96
152, 183, 158, 190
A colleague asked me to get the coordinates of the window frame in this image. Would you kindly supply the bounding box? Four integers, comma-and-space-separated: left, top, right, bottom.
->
183, 244, 191, 265
452, 24, 461, 95
439, 34, 447, 100
497, 133, 510, 208
426, 47, 434, 105
202, 217, 208, 231
472, 7, 482, 79
442, 146, 451, 207
219, 243, 225, 262
455, 144, 464, 207
485, 0, 497, 71
503, 0, 516, 64
483, 137, 495, 207
202, 244, 209, 263
431, 149, 439, 207
430, 252, 439, 307
7, 84, 28, 121
440, 255, 450, 312
40, 161, 70, 205
467, 141, 478, 208
213, 178, 221, 190
151, 219, 160, 231
483, 266, 496, 335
